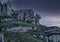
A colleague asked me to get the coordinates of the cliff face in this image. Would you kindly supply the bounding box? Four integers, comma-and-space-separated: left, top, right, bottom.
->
0, 0, 46, 42
12, 9, 41, 25
6, 26, 37, 32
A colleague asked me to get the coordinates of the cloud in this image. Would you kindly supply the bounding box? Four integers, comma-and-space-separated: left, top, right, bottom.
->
40, 16, 60, 27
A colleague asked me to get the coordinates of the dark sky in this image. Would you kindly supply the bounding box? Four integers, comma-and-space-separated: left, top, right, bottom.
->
11, 0, 60, 16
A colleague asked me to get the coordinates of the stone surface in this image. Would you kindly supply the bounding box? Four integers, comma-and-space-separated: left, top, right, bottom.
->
0, 33, 4, 42
6, 26, 37, 32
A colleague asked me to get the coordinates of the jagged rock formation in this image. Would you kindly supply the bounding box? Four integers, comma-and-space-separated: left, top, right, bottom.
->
0, 0, 11, 15
0, 0, 46, 42
11, 9, 41, 25
0, 0, 41, 25
44, 26, 60, 42
0, 0, 41, 32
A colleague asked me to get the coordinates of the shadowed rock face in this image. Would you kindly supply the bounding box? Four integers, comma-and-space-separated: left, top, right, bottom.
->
0, 34, 4, 42
44, 26, 60, 34
44, 26, 60, 42
12, 9, 41, 25
0, 0, 11, 16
